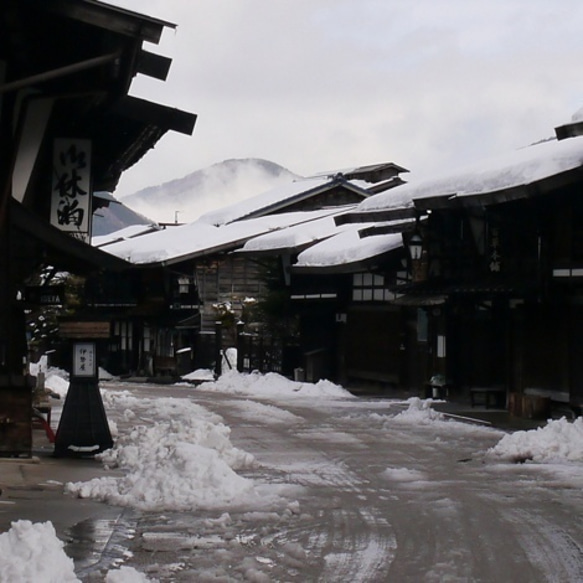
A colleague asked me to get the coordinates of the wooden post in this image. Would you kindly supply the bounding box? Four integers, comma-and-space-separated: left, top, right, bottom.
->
214, 321, 222, 378
236, 321, 245, 372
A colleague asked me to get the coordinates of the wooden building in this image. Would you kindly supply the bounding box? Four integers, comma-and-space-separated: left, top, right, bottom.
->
0, 0, 196, 455
333, 117, 583, 415
407, 144, 583, 414
91, 170, 409, 377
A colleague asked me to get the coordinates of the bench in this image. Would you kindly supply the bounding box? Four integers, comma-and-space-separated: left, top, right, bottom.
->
524, 388, 575, 419
524, 387, 569, 403
470, 387, 506, 409
154, 355, 177, 377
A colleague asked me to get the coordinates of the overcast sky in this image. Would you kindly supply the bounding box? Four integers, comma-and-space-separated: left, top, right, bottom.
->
111, 0, 583, 198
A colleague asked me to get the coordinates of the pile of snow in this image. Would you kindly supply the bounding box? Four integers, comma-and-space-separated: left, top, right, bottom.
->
382, 467, 427, 482
378, 397, 502, 438
182, 368, 215, 382
0, 520, 79, 582
105, 565, 156, 582
195, 370, 354, 400
99, 367, 117, 381
488, 417, 583, 463
29, 356, 69, 398
392, 397, 446, 424
45, 373, 70, 398
29, 358, 118, 398
66, 392, 257, 511
0, 520, 155, 583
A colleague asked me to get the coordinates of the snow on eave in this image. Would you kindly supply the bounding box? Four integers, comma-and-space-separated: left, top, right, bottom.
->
198, 176, 371, 227
91, 223, 161, 248
100, 209, 337, 266
307, 161, 410, 182
293, 227, 403, 270
358, 135, 583, 213
238, 206, 361, 254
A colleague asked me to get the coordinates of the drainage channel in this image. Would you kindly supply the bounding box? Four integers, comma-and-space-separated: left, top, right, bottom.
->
66, 508, 140, 579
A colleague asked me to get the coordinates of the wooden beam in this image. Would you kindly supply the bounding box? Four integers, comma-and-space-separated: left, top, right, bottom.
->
42, 0, 174, 44
0, 52, 120, 95
137, 50, 172, 81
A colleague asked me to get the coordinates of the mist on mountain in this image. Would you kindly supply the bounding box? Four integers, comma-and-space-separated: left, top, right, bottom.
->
92, 199, 154, 237
116, 158, 299, 226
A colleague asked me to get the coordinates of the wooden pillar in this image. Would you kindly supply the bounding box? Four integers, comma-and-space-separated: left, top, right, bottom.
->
0, 88, 32, 457
236, 321, 245, 372
214, 321, 222, 378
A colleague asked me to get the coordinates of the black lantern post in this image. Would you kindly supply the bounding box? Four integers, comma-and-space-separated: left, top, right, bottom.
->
409, 233, 423, 261
54, 321, 113, 457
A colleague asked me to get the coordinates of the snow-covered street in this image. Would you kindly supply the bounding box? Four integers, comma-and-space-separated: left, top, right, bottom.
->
2, 371, 583, 582
106, 378, 583, 582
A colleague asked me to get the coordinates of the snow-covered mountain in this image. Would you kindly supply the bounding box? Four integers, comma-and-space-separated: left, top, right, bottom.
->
117, 158, 300, 225
92, 198, 153, 237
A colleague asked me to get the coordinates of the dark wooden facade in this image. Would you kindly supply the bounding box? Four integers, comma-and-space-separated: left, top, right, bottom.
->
81, 266, 200, 377
268, 132, 583, 418
0, 0, 195, 455
398, 158, 583, 414
289, 251, 412, 387
87, 179, 385, 378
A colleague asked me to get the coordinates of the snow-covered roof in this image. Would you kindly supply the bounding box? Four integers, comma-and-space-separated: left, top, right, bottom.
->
239, 207, 361, 254
294, 228, 403, 271
308, 161, 409, 183
358, 134, 583, 214
101, 209, 340, 265
198, 176, 370, 226
92, 224, 161, 248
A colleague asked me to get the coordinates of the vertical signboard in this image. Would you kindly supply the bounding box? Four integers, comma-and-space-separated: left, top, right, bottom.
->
73, 342, 96, 378
51, 138, 92, 242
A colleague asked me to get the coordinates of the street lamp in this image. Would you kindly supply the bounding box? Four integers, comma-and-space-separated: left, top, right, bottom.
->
409, 233, 423, 260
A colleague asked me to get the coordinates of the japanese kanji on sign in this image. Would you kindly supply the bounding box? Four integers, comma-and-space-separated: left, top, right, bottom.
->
50, 138, 92, 242
73, 342, 96, 378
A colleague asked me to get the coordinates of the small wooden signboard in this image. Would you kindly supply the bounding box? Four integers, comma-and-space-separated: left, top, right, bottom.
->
59, 321, 110, 339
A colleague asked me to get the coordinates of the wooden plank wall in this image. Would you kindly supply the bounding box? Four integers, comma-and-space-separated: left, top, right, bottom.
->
196, 256, 266, 333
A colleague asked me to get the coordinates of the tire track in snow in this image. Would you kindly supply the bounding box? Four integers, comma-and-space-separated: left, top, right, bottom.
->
504, 506, 583, 582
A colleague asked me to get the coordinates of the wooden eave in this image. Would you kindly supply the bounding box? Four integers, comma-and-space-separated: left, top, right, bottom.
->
291, 247, 403, 276
137, 50, 172, 81
341, 162, 410, 183
133, 238, 253, 269
358, 220, 416, 238
113, 96, 197, 136
392, 276, 538, 297
82, 96, 197, 191
26, 92, 195, 193
1, 0, 177, 101
309, 162, 410, 183
334, 206, 418, 225
414, 166, 583, 211
39, 0, 175, 44
366, 176, 407, 194
239, 179, 371, 222
11, 200, 130, 273
234, 238, 331, 258
291, 260, 384, 276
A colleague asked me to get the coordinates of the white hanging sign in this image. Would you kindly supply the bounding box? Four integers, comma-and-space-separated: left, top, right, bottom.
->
73, 342, 96, 377
50, 138, 92, 242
